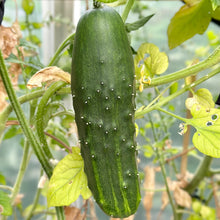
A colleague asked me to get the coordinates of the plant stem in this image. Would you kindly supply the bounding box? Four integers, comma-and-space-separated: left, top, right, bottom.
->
156, 148, 178, 219
35, 81, 66, 160
0, 185, 13, 191
184, 155, 213, 194
26, 170, 43, 220
180, 76, 195, 179
156, 107, 187, 122
10, 140, 31, 204
207, 168, 220, 176
44, 131, 72, 153
93, 0, 101, 8
26, 188, 42, 220
0, 54, 52, 176
148, 115, 178, 219
145, 45, 220, 88
122, 0, 134, 22
135, 66, 220, 119
48, 33, 75, 66
0, 50, 65, 220
0, 87, 71, 141
0, 49, 53, 177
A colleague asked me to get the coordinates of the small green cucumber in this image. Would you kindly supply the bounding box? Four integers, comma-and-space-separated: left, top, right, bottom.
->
71, 5, 141, 218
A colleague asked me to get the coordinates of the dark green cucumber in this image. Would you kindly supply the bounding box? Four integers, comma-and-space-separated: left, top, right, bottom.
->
71, 6, 141, 218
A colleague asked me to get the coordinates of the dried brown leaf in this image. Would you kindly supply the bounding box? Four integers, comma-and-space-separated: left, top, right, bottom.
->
173, 186, 192, 208
12, 194, 24, 206
0, 21, 22, 59
123, 215, 135, 220
110, 215, 134, 220
0, 21, 23, 113
9, 63, 22, 86
27, 66, 70, 89
64, 206, 83, 220
0, 91, 8, 112
38, 174, 48, 189
166, 178, 178, 191
161, 191, 169, 211
0, 62, 22, 113
88, 199, 97, 220
143, 166, 155, 220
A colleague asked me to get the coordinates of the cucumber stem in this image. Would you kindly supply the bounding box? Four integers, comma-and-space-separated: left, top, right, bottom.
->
122, 0, 135, 22
93, 0, 102, 8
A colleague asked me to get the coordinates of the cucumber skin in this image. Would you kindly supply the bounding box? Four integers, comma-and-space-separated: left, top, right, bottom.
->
71, 6, 141, 218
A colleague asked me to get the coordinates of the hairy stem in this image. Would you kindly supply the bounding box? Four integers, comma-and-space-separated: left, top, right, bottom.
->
35, 81, 66, 159
0, 87, 70, 140
0, 49, 53, 177
135, 66, 220, 119
48, 33, 75, 66
145, 45, 220, 88
0, 50, 65, 220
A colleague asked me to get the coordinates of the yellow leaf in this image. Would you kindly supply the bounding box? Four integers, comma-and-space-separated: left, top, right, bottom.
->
47, 147, 92, 207
134, 43, 168, 82
27, 66, 70, 89
188, 106, 220, 158
168, 0, 212, 49
185, 88, 215, 111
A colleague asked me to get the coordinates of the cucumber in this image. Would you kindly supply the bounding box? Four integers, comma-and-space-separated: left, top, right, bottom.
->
71, 5, 141, 218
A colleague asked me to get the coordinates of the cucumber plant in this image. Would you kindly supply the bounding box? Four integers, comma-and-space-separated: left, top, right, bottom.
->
1, 1, 220, 220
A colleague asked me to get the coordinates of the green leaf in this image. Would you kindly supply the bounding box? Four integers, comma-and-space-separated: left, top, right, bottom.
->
167, 0, 212, 49
210, 0, 220, 10
51, 129, 70, 149
22, 0, 35, 15
19, 22, 27, 30
6, 54, 42, 70
143, 145, 155, 158
186, 105, 220, 158
169, 82, 178, 95
207, 30, 220, 46
185, 88, 215, 110
26, 35, 41, 46
125, 14, 154, 32
97, 0, 118, 3
19, 38, 38, 50
186, 214, 203, 220
42, 103, 60, 129
47, 147, 92, 207
0, 173, 6, 185
0, 191, 13, 216
200, 205, 216, 220
134, 43, 169, 81
192, 199, 202, 213
212, 7, 220, 20
31, 22, 44, 29
3, 126, 22, 140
